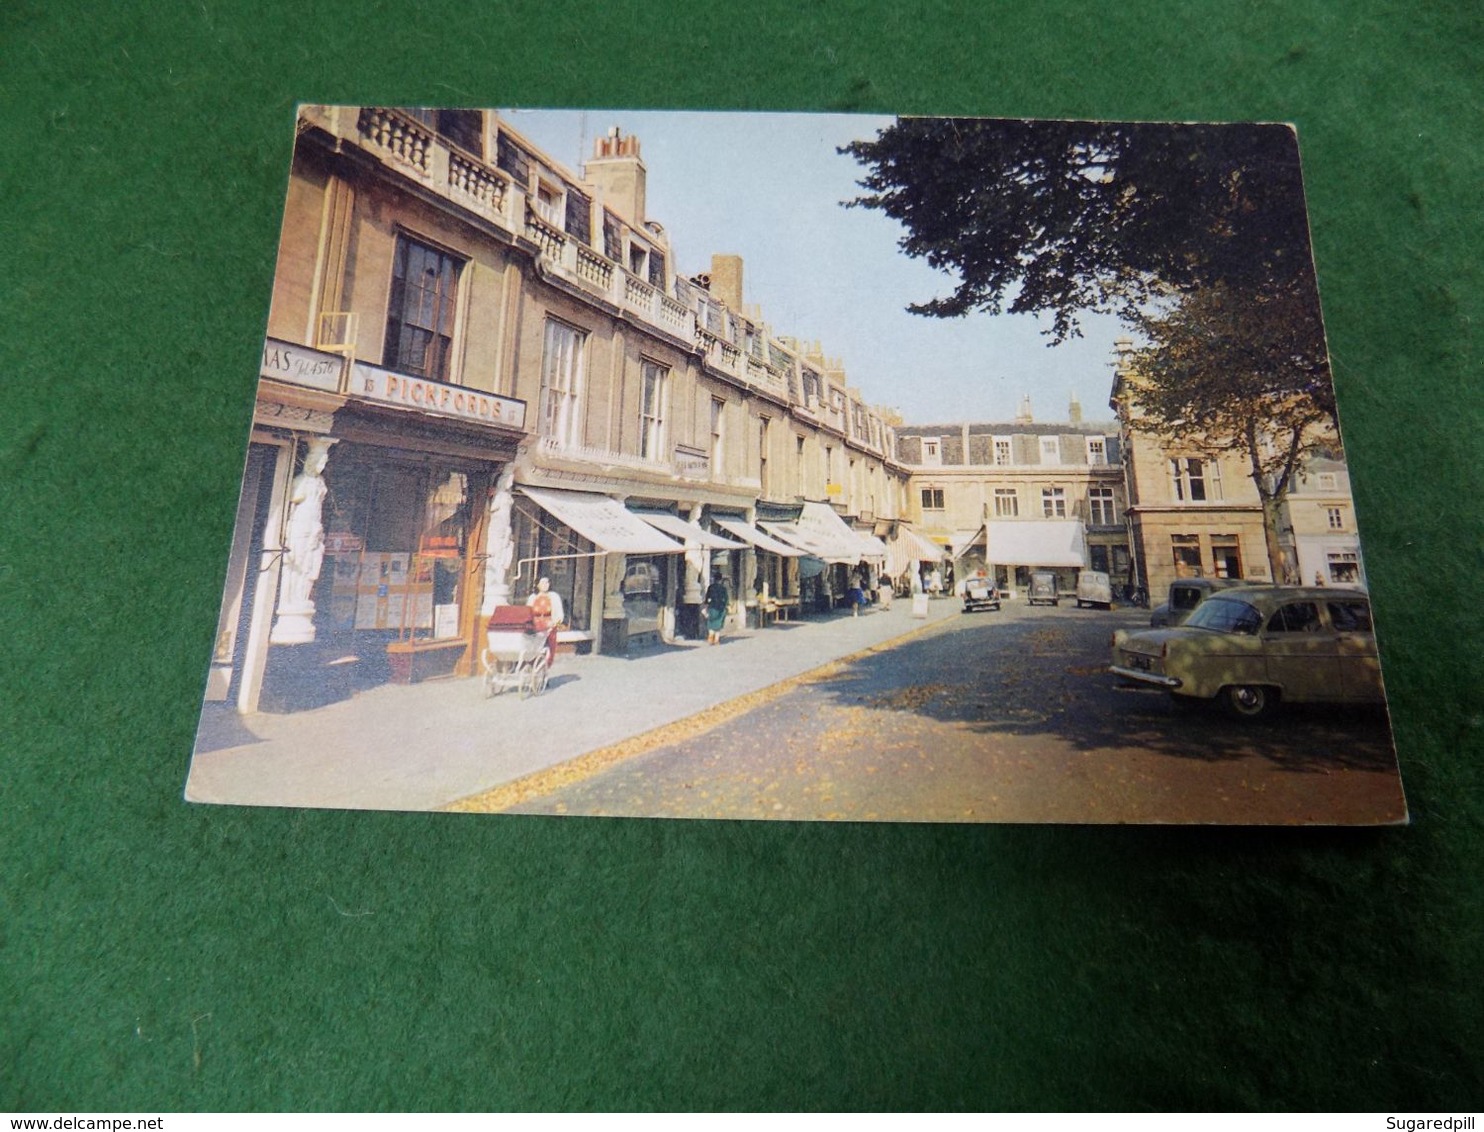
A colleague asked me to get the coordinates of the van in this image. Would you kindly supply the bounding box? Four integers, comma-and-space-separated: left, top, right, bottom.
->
1075, 569, 1113, 609
1027, 571, 1060, 607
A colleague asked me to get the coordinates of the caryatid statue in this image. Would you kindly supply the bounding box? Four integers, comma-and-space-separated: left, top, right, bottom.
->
482, 465, 517, 615
271, 437, 336, 644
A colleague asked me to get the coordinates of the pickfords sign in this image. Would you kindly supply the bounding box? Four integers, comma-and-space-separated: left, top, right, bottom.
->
352, 363, 527, 431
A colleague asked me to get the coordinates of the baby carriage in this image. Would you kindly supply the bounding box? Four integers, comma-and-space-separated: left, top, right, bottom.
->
481, 605, 555, 699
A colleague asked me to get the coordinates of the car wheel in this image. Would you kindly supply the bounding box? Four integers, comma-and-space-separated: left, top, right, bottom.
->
1221, 684, 1278, 720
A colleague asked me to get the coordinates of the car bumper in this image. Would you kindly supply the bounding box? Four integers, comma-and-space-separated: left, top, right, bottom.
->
1110, 664, 1183, 689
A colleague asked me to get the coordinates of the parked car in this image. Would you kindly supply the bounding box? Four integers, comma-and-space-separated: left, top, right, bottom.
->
1074, 569, 1113, 609
1110, 586, 1383, 720
1027, 571, 1060, 607
962, 574, 1002, 613
1149, 576, 1250, 628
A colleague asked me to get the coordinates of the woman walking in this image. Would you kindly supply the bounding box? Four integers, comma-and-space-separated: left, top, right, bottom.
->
704, 570, 730, 645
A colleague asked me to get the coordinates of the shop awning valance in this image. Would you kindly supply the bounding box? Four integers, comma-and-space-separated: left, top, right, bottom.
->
631, 511, 746, 551
760, 502, 875, 565
713, 518, 806, 558
959, 520, 1086, 568
519, 487, 685, 555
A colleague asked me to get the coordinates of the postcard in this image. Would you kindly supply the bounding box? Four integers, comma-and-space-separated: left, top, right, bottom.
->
186, 106, 1406, 824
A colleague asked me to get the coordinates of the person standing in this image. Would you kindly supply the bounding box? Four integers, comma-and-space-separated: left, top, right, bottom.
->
526, 576, 564, 667
704, 569, 730, 645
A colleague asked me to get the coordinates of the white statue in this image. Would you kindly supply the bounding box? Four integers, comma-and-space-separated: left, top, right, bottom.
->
271, 437, 335, 643
482, 465, 517, 614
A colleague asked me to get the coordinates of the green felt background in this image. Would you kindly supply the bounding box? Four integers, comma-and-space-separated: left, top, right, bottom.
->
3, 0, 1481, 1111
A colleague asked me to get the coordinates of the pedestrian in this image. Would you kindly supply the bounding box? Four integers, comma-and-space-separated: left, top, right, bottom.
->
878, 569, 893, 610
847, 579, 866, 617
705, 569, 730, 644
526, 576, 564, 667
928, 567, 943, 599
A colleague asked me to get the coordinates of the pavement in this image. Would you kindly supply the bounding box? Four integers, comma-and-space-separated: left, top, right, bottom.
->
185, 597, 964, 812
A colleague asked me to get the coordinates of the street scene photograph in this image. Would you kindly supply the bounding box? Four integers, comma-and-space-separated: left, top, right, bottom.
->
185, 106, 1407, 825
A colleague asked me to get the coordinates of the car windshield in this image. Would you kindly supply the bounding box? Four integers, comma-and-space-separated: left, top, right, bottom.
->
1184, 596, 1263, 635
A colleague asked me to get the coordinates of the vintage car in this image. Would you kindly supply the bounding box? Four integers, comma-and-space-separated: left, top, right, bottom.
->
1149, 576, 1250, 627
1027, 571, 1060, 607
1075, 569, 1113, 609
962, 574, 1002, 613
1110, 586, 1383, 720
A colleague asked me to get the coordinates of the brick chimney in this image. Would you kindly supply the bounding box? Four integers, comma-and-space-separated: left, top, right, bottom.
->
585, 127, 646, 227
710, 254, 744, 313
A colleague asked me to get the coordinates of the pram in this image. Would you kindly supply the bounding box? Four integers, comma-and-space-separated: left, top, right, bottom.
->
481, 605, 555, 699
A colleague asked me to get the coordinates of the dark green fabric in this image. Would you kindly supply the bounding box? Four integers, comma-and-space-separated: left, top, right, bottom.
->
2, 0, 1480, 1111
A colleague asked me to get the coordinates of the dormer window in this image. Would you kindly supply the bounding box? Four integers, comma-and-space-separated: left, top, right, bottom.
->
993, 437, 1013, 466
1039, 435, 1061, 464
922, 438, 942, 466
1086, 437, 1107, 465
533, 176, 564, 228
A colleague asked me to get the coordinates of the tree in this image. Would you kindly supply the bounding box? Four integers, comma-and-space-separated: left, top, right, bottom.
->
1127, 280, 1336, 584
842, 118, 1319, 343
845, 118, 1340, 578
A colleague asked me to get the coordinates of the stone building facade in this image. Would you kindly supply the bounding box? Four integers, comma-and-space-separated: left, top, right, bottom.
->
207, 106, 910, 713
895, 395, 1130, 595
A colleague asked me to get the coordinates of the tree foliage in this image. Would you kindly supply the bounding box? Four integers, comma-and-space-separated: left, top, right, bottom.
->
843, 118, 1320, 344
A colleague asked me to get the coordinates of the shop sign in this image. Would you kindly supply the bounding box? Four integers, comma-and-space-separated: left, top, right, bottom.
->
418, 534, 462, 559
352, 363, 527, 431
324, 531, 363, 555
261, 338, 343, 392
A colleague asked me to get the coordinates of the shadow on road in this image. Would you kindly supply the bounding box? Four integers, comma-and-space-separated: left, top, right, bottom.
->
805, 609, 1399, 776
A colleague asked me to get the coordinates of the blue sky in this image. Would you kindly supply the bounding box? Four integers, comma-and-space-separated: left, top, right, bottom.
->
503, 109, 1128, 426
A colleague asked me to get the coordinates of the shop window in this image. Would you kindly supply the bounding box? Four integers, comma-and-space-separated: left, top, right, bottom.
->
1171, 534, 1203, 578
1328, 550, 1361, 584
383, 236, 464, 382
639, 360, 668, 460
540, 319, 587, 448
994, 488, 1018, 517
1211, 535, 1242, 579
1088, 486, 1116, 526
921, 487, 945, 511
1090, 545, 1110, 572
1042, 487, 1066, 518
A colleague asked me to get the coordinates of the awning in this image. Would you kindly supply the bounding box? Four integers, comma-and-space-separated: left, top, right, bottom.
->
885, 526, 947, 577
963, 520, 1086, 568
760, 502, 874, 564
713, 518, 806, 558
519, 486, 685, 554
632, 511, 745, 551
854, 533, 889, 562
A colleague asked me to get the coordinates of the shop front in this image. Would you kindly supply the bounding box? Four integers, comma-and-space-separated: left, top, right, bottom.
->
514, 486, 686, 654
713, 516, 806, 626
965, 519, 1087, 597
760, 501, 885, 613
252, 362, 526, 709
